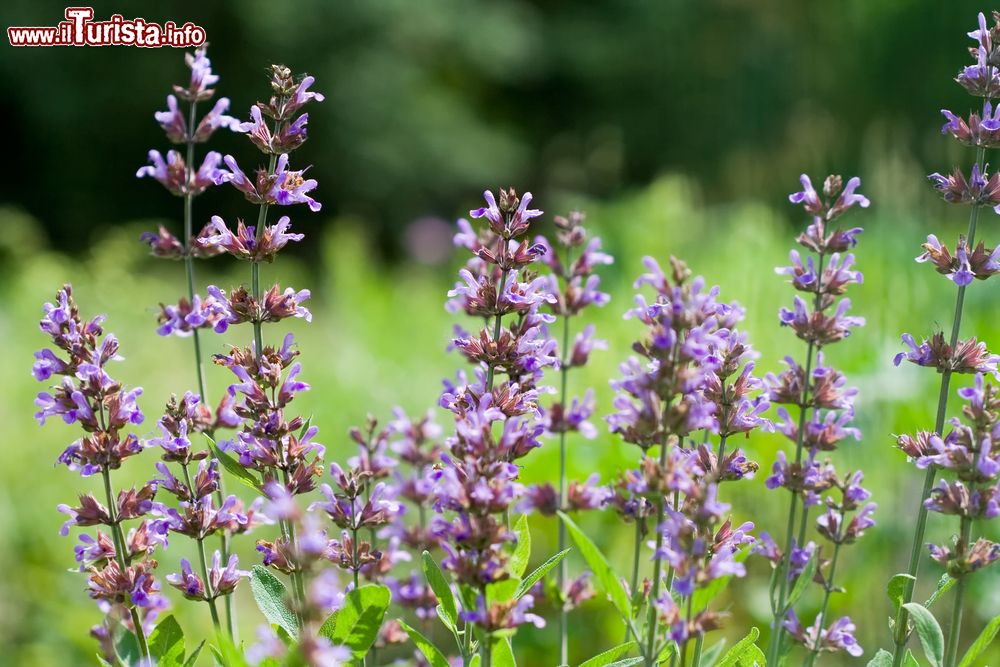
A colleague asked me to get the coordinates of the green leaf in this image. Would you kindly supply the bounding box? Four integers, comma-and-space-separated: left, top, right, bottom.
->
866, 649, 893, 667
717, 627, 762, 667
902, 649, 920, 667
515, 549, 570, 600
422, 551, 458, 628
329, 584, 391, 659
902, 602, 944, 667
689, 546, 751, 611
96, 656, 114, 667
318, 610, 338, 640
786, 551, 817, 609
887, 573, 917, 615
511, 514, 532, 578
207, 436, 262, 492
558, 511, 631, 621
211, 635, 250, 667
250, 565, 299, 640
579, 641, 638, 667
398, 619, 450, 667
183, 641, 205, 667
115, 629, 141, 666
925, 573, 955, 609
487, 577, 521, 605
492, 635, 517, 667
435, 604, 457, 635
604, 659, 644, 667
148, 615, 185, 666
470, 655, 482, 667
958, 612, 1000, 667
700, 638, 727, 667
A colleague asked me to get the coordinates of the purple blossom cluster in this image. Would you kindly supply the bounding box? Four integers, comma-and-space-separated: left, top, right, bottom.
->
148, 391, 259, 624
34, 286, 166, 661
433, 188, 552, 641
764, 173, 871, 664
888, 14, 1000, 666
899, 375, 1000, 576
605, 254, 771, 662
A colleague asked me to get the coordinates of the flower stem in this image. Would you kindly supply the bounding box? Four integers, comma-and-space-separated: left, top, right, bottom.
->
181, 463, 222, 632
804, 542, 842, 667
625, 518, 643, 643
645, 440, 671, 666
101, 468, 151, 661
768, 249, 826, 664
766, 340, 814, 665
891, 142, 986, 667
556, 247, 574, 666
184, 99, 236, 639
944, 517, 972, 667
485, 269, 509, 393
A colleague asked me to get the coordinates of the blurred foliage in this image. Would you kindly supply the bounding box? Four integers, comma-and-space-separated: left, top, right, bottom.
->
0, 0, 996, 255
3, 0, 1000, 665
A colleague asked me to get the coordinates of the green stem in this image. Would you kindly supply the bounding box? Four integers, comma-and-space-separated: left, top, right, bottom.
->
556, 247, 574, 666
769, 250, 827, 664
183, 100, 208, 401
804, 543, 842, 667
181, 463, 222, 632
251, 153, 278, 363
645, 443, 672, 665
485, 269, 510, 392
891, 142, 986, 666
626, 518, 643, 643
102, 469, 151, 661
944, 518, 972, 667
692, 634, 704, 667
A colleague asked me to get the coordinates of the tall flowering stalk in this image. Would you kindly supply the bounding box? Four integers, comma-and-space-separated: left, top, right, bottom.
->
137, 46, 243, 636
607, 257, 769, 666
429, 188, 555, 666
149, 394, 255, 633
518, 210, 612, 664
762, 173, 869, 664
34, 286, 165, 662
205, 63, 324, 624
889, 13, 1000, 666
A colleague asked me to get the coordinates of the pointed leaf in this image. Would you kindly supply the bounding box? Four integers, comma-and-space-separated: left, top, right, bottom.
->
786, 551, 817, 609
887, 573, 916, 615
957, 612, 1000, 667
689, 546, 750, 611
605, 659, 644, 667
866, 649, 893, 667
510, 514, 531, 578
902, 602, 944, 667
717, 627, 762, 667
208, 436, 262, 492
516, 549, 570, 600
115, 629, 141, 666
422, 551, 458, 628
487, 578, 521, 605
700, 638, 727, 667
558, 511, 631, 621
398, 619, 450, 667
492, 635, 516, 667
183, 641, 205, 667
250, 565, 299, 640
211, 635, 250, 667
579, 641, 638, 667
924, 574, 955, 609
148, 615, 185, 666
330, 584, 391, 659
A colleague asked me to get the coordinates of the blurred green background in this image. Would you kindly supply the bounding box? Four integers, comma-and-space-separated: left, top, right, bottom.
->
2, 0, 1000, 665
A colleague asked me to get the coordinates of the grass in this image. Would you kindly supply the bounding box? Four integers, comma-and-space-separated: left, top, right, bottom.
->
1, 168, 998, 666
